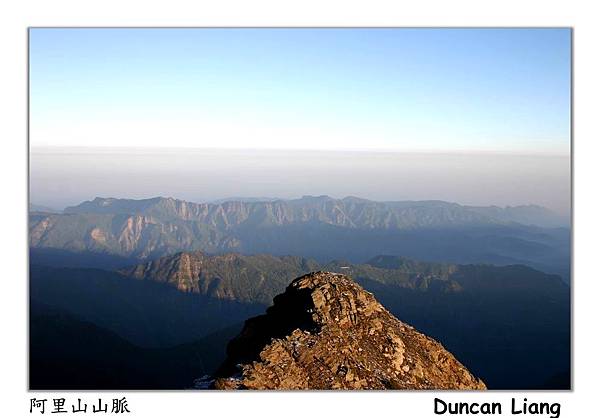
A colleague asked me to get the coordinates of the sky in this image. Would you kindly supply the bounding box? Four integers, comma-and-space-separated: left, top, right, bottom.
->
29, 28, 571, 153
28, 29, 571, 213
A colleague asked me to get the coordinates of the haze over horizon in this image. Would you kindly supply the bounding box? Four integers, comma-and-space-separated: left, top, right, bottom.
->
30, 146, 571, 215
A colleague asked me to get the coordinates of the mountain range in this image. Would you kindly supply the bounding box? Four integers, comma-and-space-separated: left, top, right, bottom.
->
61, 195, 569, 228
29, 195, 570, 389
29, 195, 571, 281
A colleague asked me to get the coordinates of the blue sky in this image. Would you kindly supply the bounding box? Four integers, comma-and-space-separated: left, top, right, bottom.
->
29, 28, 571, 153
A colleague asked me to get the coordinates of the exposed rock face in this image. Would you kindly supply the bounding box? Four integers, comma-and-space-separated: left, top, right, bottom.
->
212, 272, 486, 390
30, 197, 570, 279
120, 251, 319, 304
62, 196, 503, 229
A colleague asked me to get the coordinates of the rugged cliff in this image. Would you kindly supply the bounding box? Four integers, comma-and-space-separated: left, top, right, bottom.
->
211, 272, 486, 390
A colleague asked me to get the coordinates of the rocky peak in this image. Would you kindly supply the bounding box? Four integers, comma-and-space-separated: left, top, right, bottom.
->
212, 272, 486, 390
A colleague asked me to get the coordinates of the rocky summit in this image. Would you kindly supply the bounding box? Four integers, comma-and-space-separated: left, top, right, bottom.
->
212, 272, 486, 390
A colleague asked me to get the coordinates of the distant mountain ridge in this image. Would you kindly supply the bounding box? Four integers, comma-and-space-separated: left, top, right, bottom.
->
62, 195, 568, 228
30, 195, 571, 281
30, 203, 62, 213
465, 204, 569, 228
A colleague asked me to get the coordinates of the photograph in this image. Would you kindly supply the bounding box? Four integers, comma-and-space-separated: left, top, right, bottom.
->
28, 27, 571, 391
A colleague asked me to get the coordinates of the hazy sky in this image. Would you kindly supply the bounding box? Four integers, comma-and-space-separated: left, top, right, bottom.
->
29, 29, 571, 213
30, 147, 571, 215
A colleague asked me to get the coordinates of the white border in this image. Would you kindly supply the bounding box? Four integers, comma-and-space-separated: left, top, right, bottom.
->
2, 1, 599, 417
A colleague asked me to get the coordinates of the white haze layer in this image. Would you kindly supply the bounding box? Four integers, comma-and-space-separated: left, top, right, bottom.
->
30, 147, 571, 216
